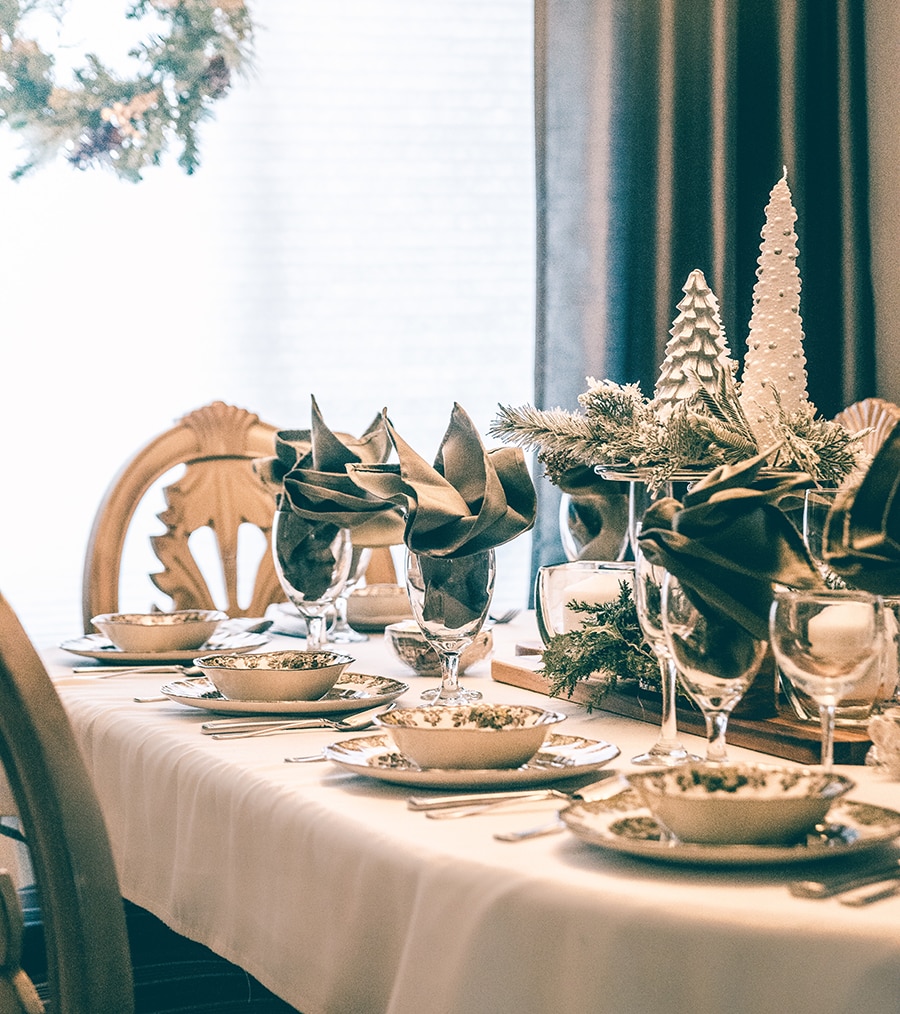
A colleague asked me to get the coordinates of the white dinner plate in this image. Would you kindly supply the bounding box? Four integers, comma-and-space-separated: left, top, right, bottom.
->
60, 631, 270, 663
561, 789, 900, 866
160, 673, 410, 715
323, 733, 620, 789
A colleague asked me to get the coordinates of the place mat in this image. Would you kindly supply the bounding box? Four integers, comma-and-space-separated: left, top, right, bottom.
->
491, 657, 872, 766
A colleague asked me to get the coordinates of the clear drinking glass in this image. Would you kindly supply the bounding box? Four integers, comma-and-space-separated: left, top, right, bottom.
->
328, 545, 373, 644
802, 488, 843, 584
631, 553, 698, 766
272, 510, 353, 651
405, 548, 496, 704
661, 572, 768, 764
770, 589, 884, 770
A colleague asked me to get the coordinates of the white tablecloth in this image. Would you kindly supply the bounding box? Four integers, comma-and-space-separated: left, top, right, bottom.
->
49, 615, 900, 1014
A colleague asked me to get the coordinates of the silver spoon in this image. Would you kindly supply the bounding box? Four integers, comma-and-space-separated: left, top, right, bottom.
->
206, 703, 394, 739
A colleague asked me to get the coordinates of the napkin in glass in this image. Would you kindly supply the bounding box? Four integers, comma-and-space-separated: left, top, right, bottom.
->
637, 451, 824, 642
823, 420, 900, 594
346, 402, 537, 559
277, 396, 405, 548
347, 403, 537, 630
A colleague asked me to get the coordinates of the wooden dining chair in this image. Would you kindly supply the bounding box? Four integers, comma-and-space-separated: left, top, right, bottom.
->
81, 400, 283, 633
0, 589, 301, 1013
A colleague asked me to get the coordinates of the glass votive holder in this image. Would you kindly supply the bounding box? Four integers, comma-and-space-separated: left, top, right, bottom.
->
867, 707, 900, 776
534, 560, 634, 646
779, 594, 898, 727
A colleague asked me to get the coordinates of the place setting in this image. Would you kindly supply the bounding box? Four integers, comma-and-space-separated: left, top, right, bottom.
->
158, 649, 409, 718
60, 609, 272, 664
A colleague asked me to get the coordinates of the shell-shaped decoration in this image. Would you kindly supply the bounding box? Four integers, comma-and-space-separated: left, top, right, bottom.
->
834, 397, 900, 457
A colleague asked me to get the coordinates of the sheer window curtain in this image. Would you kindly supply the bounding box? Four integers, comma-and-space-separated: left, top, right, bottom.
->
0, 1, 536, 646
532, 0, 875, 570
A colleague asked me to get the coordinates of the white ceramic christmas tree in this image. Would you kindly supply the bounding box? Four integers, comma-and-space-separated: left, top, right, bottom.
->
739, 170, 809, 452
653, 268, 737, 423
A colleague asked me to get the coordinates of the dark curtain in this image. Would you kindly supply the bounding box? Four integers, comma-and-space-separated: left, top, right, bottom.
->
532, 0, 875, 571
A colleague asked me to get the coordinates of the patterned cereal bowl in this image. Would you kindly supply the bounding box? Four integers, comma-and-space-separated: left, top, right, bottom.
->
195, 649, 354, 702
374, 703, 566, 769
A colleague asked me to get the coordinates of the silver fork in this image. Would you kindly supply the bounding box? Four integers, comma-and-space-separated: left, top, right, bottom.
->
488, 608, 521, 624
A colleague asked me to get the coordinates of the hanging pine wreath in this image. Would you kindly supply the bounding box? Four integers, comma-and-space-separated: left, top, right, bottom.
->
0, 0, 254, 181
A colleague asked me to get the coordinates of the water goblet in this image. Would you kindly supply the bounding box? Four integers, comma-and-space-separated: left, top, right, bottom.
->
661, 572, 768, 764
770, 589, 884, 770
405, 548, 495, 704
630, 551, 699, 766
328, 545, 373, 644
272, 510, 353, 651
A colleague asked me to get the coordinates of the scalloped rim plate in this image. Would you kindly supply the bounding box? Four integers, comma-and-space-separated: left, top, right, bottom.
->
561, 789, 900, 866
160, 673, 409, 715
60, 631, 269, 663
323, 733, 620, 788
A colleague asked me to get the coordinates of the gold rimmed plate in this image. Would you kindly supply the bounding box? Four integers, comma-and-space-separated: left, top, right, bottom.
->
60, 631, 269, 663
323, 733, 620, 789
160, 673, 409, 715
561, 789, 900, 866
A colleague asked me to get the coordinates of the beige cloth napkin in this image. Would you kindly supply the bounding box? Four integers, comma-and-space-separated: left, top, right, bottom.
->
347, 402, 537, 559
259, 396, 405, 548
638, 451, 824, 640
824, 419, 900, 593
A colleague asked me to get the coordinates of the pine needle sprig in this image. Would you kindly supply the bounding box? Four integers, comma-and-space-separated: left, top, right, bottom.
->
539, 585, 659, 711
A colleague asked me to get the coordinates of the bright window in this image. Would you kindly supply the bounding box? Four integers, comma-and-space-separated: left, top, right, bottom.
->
0, 1, 536, 645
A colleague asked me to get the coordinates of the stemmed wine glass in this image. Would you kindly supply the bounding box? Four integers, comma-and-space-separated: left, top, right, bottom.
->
770, 589, 884, 770
661, 572, 768, 763
631, 550, 698, 766
405, 548, 495, 704
272, 509, 353, 651
328, 545, 373, 644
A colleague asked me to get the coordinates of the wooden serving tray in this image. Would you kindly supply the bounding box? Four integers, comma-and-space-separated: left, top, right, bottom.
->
491, 655, 873, 766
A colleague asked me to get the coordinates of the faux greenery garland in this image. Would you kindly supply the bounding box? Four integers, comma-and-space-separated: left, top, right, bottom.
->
0, 0, 254, 181
492, 373, 862, 493
540, 584, 663, 711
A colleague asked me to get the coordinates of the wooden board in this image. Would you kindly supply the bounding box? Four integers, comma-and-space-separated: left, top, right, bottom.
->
491, 656, 873, 766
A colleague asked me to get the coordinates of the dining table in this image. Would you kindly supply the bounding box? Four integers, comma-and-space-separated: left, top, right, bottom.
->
44, 611, 900, 1014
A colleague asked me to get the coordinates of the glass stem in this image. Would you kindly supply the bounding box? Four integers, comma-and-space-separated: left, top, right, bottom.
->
819, 702, 837, 771
305, 614, 327, 651
657, 654, 681, 748
333, 595, 349, 632
438, 651, 461, 699
704, 710, 730, 763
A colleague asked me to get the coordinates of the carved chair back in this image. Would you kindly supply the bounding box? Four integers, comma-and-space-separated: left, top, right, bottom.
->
82, 401, 281, 632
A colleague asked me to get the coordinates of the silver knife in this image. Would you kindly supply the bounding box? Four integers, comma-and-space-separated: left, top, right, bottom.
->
415, 770, 624, 819
789, 857, 900, 899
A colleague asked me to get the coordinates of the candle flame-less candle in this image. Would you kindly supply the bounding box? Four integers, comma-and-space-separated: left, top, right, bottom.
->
562, 571, 633, 632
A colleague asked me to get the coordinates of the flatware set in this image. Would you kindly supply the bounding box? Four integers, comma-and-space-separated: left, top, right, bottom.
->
201, 702, 395, 739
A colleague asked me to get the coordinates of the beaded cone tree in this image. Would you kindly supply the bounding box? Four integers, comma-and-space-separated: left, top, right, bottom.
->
739, 171, 810, 454
653, 268, 738, 423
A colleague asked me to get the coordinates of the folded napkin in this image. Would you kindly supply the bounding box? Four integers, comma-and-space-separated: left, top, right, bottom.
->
557, 465, 630, 560
271, 396, 405, 548
823, 420, 900, 594
346, 402, 537, 559
637, 451, 824, 640
254, 430, 313, 497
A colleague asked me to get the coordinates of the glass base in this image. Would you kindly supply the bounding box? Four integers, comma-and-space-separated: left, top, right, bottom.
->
420, 685, 483, 705
329, 624, 369, 644
631, 744, 701, 766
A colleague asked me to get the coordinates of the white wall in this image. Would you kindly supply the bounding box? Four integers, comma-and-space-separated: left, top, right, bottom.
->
0, 1, 536, 645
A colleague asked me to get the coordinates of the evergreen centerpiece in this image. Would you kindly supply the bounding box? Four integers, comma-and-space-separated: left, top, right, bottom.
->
491, 173, 864, 491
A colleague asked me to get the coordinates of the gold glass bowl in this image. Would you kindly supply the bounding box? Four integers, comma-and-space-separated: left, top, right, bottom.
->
384, 620, 492, 676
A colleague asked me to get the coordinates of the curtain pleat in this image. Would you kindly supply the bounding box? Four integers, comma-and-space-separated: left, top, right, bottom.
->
533, 0, 875, 569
